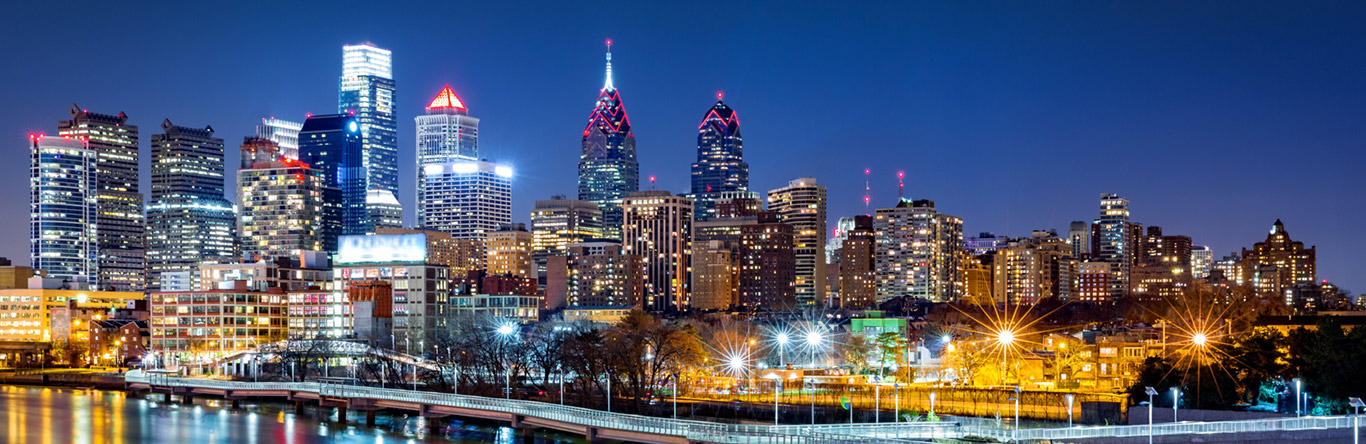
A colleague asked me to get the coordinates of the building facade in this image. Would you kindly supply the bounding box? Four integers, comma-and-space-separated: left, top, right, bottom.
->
340, 43, 398, 197
416, 85, 479, 223
1242, 220, 1316, 300
58, 105, 145, 292
1092, 193, 1132, 300
839, 215, 877, 310
29, 135, 97, 284
256, 118, 302, 159
874, 199, 964, 303
420, 160, 512, 240
146, 120, 237, 291
737, 212, 796, 310
149, 289, 288, 366
299, 114, 366, 236
335, 234, 451, 343
486, 224, 535, 280
622, 191, 692, 311
549, 241, 645, 309
238, 154, 341, 260
366, 189, 403, 233
530, 196, 602, 274
578, 43, 638, 241
767, 178, 827, 308
689, 97, 747, 221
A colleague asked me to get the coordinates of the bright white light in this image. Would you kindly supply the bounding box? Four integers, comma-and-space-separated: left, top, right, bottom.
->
1193, 333, 1207, 346
776, 333, 789, 345
451, 163, 478, 174
347, 121, 359, 133
998, 330, 1015, 345
727, 356, 745, 371
423, 164, 444, 176
497, 324, 515, 336
494, 165, 513, 178
942, 335, 952, 344
805, 331, 822, 347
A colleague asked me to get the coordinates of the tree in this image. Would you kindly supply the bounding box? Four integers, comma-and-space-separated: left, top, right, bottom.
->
874, 331, 907, 379
604, 309, 706, 413
1127, 356, 1176, 406
1227, 327, 1287, 405
839, 334, 874, 376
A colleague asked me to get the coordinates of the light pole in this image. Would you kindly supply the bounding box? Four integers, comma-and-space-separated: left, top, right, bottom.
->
1172, 387, 1180, 422
1349, 397, 1364, 444
930, 391, 936, 417
559, 366, 565, 405
671, 374, 678, 419
606, 374, 612, 413
806, 329, 823, 425
807, 377, 816, 425
1066, 393, 1074, 427
875, 380, 881, 423
776, 332, 789, 368
497, 323, 515, 399
1145, 386, 1158, 444
1009, 386, 1021, 443
774, 378, 782, 425
894, 384, 901, 423
1296, 378, 1302, 417
998, 330, 1016, 385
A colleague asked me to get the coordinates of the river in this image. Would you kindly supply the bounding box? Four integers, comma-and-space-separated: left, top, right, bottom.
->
0, 385, 589, 443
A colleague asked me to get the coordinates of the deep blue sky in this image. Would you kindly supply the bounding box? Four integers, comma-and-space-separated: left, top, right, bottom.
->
4, 1, 1363, 292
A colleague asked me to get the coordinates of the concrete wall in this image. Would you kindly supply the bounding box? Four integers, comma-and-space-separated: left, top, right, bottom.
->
1072, 427, 1358, 444
1126, 406, 1289, 425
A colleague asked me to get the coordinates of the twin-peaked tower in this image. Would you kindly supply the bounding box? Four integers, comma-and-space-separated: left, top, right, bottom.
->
578, 41, 639, 241
690, 95, 748, 221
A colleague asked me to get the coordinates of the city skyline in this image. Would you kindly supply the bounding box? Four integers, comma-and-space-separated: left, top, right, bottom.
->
4, 2, 1363, 292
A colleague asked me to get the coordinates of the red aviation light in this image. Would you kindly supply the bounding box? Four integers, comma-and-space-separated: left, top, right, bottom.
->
295, 173, 304, 181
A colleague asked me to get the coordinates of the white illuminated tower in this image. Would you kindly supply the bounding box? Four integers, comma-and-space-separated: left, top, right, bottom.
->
255, 118, 302, 159
416, 85, 479, 222
420, 160, 512, 241
340, 43, 398, 198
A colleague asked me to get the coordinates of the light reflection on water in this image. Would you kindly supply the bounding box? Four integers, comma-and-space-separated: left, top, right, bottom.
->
0, 386, 587, 444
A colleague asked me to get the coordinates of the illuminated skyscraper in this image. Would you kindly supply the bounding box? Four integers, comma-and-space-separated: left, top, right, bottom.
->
1242, 220, 1316, 300
299, 114, 367, 236
255, 118, 302, 159
146, 120, 237, 291
767, 178, 827, 307
839, 215, 876, 310
1093, 193, 1131, 300
578, 41, 638, 240
238, 140, 340, 260
622, 191, 691, 311
416, 85, 479, 222
530, 196, 602, 273
689, 96, 747, 221
420, 160, 512, 241
340, 43, 398, 197
874, 199, 964, 303
29, 134, 97, 284
58, 105, 144, 291
366, 189, 403, 233
1191, 246, 1213, 279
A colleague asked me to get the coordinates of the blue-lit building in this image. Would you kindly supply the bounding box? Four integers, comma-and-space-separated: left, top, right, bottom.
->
145, 120, 237, 291
300, 114, 366, 236
29, 134, 97, 284
689, 97, 747, 221
339, 43, 398, 200
577, 42, 638, 241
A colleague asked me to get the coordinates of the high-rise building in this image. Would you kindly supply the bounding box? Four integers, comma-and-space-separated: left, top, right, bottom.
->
578, 42, 638, 241
416, 85, 479, 222
1191, 246, 1213, 279
420, 160, 512, 241
238, 144, 341, 260
146, 120, 237, 291
1212, 253, 1245, 286
335, 234, 451, 343
689, 96, 747, 221
486, 223, 535, 280
874, 199, 964, 303
1075, 261, 1112, 303
737, 212, 796, 310
376, 227, 484, 276
150, 289, 288, 362
340, 43, 398, 197
622, 191, 691, 311
839, 215, 877, 310
29, 134, 97, 284
768, 178, 827, 307
1092, 193, 1131, 300
827, 216, 857, 265
255, 118, 302, 159
964, 232, 1010, 256
530, 196, 602, 273
1242, 220, 1316, 299
547, 241, 645, 308
992, 232, 1075, 305
1068, 221, 1091, 259
58, 105, 144, 292
366, 189, 403, 233
299, 114, 367, 236
690, 240, 738, 311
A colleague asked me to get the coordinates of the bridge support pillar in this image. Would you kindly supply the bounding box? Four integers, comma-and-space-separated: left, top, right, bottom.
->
180, 394, 193, 405
365, 410, 376, 427
295, 401, 306, 415
337, 407, 347, 424
520, 426, 541, 443
586, 427, 599, 443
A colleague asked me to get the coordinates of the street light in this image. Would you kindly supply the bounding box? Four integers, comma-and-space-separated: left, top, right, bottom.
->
1349, 397, 1364, 444
1172, 387, 1180, 422
806, 330, 823, 369
1010, 386, 1021, 443
776, 332, 789, 368
929, 391, 936, 417
497, 323, 516, 399
998, 330, 1016, 385
1145, 386, 1159, 444
1065, 393, 1075, 427
1296, 378, 1302, 417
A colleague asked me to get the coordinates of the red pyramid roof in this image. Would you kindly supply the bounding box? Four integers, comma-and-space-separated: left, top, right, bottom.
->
428, 85, 466, 110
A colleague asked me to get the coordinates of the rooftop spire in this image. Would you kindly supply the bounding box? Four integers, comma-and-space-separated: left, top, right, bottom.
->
428, 85, 466, 110
603, 39, 614, 91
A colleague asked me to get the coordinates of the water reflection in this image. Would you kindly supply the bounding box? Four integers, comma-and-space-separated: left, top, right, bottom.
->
0, 386, 586, 444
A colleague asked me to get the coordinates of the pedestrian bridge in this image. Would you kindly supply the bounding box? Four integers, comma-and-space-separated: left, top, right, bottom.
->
124, 372, 1364, 443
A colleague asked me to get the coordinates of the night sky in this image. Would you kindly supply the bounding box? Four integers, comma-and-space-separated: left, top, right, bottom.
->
4, 2, 1363, 292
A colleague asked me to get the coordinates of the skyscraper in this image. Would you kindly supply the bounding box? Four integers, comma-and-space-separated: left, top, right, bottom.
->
486, 223, 535, 281
416, 85, 479, 222
578, 41, 638, 240
1242, 220, 1317, 300
366, 189, 403, 233
420, 160, 512, 241
256, 118, 302, 159
622, 191, 691, 311
1191, 246, 1213, 279
299, 114, 367, 236
29, 134, 96, 284
1093, 193, 1131, 300
767, 178, 827, 307
530, 196, 602, 273
738, 211, 796, 310
58, 105, 144, 292
238, 140, 341, 260
689, 96, 747, 221
340, 43, 398, 197
1068, 221, 1091, 259
146, 120, 237, 291
874, 199, 964, 303
839, 215, 876, 310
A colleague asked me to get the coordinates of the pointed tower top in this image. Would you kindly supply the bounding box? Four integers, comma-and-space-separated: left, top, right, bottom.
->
428, 85, 466, 110
603, 40, 615, 91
